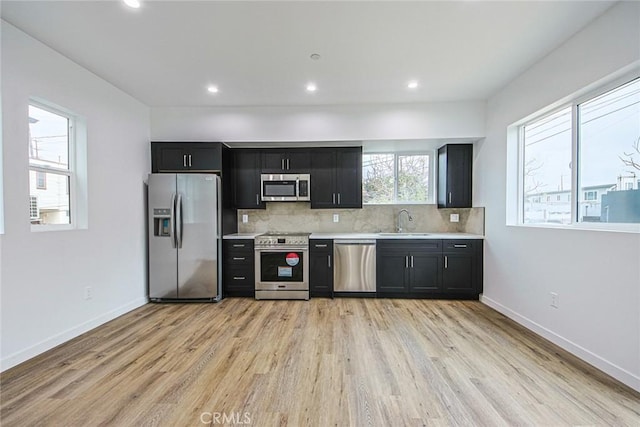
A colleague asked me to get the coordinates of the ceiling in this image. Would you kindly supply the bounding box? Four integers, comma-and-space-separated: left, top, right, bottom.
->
1, 1, 615, 108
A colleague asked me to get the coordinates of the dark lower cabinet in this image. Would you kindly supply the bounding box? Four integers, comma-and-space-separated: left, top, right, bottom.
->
377, 239, 482, 299
223, 239, 255, 297
309, 240, 333, 297
442, 239, 480, 294
377, 240, 442, 297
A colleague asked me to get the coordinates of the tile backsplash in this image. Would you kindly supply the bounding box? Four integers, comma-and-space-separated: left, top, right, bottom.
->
237, 203, 484, 235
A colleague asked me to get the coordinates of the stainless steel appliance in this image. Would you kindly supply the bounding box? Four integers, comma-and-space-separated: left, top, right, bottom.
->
334, 240, 376, 294
255, 232, 310, 300
260, 173, 310, 202
147, 173, 221, 302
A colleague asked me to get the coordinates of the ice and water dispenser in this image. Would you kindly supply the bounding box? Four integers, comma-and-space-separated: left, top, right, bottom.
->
153, 208, 172, 237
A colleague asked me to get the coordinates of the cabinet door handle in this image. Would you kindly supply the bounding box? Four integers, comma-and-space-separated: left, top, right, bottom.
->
448, 192, 452, 204
445, 255, 448, 269
405, 256, 409, 269
232, 257, 246, 261
232, 244, 246, 248
286, 158, 290, 170
188, 154, 192, 167
328, 255, 331, 268
183, 154, 187, 168
337, 193, 341, 205
233, 276, 246, 280
256, 194, 260, 205
281, 158, 285, 170
332, 193, 336, 204
411, 256, 414, 268
315, 244, 328, 248
454, 244, 467, 248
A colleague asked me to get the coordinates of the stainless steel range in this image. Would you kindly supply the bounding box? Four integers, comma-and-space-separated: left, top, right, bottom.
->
255, 232, 310, 300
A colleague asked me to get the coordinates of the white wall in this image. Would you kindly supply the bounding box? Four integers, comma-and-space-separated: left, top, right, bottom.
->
0, 22, 150, 370
476, 2, 640, 391
151, 101, 485, 142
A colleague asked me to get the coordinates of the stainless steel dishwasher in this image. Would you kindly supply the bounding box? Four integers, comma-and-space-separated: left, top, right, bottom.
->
333, 239, 376, 293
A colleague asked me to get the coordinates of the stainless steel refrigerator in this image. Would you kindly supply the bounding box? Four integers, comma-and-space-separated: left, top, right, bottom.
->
147, 173, 221, 302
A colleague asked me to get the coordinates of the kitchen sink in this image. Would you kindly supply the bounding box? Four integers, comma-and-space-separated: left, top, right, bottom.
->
377, 232, 431, 237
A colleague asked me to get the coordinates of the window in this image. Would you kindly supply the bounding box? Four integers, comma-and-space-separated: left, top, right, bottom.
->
522, 106, 572, 224
28, 101, 81, 227
363, 153, 432, 204
36, 171, 47, 189
578, 78, 640, 223
516, 76, 640, 227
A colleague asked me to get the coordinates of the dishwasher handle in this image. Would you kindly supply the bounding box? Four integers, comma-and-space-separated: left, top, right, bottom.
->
334, 240, 376, 245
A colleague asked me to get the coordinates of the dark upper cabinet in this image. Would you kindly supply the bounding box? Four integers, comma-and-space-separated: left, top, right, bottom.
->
437, 144, 473, 208
310, 147, 362, 209
261, 149, 310, 173
151, 142, 222, 173
233, 149, 265, 209
309, 240, 334, 297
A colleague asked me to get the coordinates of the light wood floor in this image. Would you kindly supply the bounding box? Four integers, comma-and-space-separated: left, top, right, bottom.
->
1, 298, 639, 426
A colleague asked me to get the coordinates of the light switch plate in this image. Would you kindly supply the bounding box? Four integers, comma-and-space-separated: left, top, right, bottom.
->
333, 214, 340, 223
242, 214, 248, 223
450, 213, 460, 223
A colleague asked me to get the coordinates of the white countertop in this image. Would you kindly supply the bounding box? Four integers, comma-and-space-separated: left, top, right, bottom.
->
224, 232, 484, 240
223, 232, 263, 239
312, 232, 484, 239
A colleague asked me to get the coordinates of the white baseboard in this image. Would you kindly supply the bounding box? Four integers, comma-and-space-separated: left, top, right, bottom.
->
480, 295, 640, 393
0, 297, 148, 372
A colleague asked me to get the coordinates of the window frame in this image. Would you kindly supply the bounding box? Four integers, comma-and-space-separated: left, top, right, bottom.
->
511, 70, 640, 233
362, 151, 436, 205
28, 99, 80, 232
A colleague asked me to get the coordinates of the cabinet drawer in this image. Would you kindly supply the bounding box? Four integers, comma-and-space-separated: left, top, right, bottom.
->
311, 240, 333, 252
377, 239, 442, 251
223, 240, 254, 253
443, 240, 476, 252
225, 254, 254, 265
224, 267, 255, 286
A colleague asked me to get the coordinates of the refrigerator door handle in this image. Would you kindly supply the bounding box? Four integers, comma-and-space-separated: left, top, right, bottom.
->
170, 192, 177, 248
176, 192, 183, 248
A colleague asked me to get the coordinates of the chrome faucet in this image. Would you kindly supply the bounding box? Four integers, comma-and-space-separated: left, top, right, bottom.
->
397, 209, 413, 233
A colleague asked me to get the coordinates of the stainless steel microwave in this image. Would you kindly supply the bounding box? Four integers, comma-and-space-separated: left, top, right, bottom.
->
261, 173, 310, 202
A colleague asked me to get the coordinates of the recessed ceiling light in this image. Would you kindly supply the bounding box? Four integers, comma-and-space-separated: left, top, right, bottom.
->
407, 80, 419, 89
306, 83, 317, 92
123, 0, 141, 9
207, 86, 219, 94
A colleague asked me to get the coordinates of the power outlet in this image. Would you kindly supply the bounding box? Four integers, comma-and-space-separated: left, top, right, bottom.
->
550, 292, 559, 308
242, 214, 248, 223
84, 286, 93, 300
450, 213, 460, 223
333, 214, 340, 223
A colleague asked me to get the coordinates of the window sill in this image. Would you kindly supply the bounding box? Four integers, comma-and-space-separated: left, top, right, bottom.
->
507, 222, 640, 234
31, 224, 76, 232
